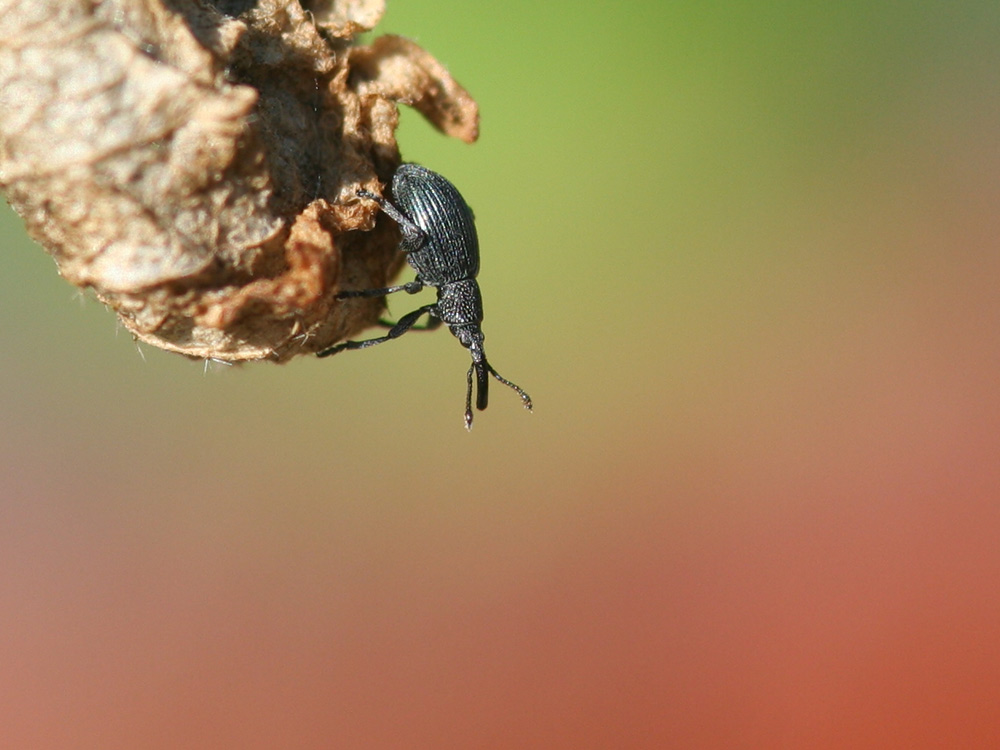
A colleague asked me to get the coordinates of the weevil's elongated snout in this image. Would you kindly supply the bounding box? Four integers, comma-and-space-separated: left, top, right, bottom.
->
464, 361, 489, 430
476, 361, 491, 411
461, 331, 491, 429
464, 356, 533, 430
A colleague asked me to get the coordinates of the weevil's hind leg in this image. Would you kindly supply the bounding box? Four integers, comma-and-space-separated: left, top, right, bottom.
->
317, 304, 436, 358
377, 315, 443, 331
486, 364, 533, 412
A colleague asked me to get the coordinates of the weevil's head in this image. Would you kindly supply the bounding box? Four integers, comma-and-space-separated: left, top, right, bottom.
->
451, 323, 486, 358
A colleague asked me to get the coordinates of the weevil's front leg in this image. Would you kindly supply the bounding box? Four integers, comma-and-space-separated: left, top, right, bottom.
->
317, 304, 437, 358
357, 189, 426, 251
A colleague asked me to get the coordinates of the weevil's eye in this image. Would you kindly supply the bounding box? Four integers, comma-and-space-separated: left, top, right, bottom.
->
453, 325, 483, 350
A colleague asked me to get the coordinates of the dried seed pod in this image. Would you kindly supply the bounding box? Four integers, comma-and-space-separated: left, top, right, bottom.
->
0, 0, 479, 362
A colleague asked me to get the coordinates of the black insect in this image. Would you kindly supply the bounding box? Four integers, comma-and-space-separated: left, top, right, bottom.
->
317, 164, 532, 429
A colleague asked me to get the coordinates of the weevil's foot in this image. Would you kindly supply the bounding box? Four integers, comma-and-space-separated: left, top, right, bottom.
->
316, 344, 346, 358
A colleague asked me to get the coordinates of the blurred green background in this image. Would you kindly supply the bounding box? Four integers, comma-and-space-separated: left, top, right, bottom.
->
3, 1, 1000, 747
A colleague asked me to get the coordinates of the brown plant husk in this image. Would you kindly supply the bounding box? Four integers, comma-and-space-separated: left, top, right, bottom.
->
0, 0, 478, 361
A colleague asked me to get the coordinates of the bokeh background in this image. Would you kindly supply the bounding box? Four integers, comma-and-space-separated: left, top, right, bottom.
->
3, 1, 1000, 747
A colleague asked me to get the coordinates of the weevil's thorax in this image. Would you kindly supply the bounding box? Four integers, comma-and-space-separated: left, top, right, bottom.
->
436, 278, 484, 329
392, 164, 480, 285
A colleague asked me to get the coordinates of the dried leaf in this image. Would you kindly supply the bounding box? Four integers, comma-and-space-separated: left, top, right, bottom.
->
305, 0, 386, 38
0, 0, 478, 361
350, 35, 479, 143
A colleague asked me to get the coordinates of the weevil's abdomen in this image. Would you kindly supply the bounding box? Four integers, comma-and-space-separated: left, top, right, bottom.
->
391, 164, 480, 284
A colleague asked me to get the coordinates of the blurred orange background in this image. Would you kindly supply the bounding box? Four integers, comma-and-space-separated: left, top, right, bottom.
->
2, 2, 999, 747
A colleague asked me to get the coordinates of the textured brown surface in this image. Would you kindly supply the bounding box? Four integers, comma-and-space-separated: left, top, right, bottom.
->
0, 0, 478, 361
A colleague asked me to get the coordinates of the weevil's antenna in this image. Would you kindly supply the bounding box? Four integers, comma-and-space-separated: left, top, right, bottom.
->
465, 363, 476, 430
487, 363, 533, 413
464, 357, 532, 430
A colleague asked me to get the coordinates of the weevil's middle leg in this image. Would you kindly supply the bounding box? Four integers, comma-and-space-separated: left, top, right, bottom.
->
336, 280, 424, 300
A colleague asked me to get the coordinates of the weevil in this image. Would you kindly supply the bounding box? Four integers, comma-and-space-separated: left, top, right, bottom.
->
317, 163, 532, 429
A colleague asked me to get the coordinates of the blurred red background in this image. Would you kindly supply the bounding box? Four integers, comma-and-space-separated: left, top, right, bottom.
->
2, 1, 1000, 747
